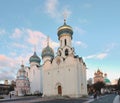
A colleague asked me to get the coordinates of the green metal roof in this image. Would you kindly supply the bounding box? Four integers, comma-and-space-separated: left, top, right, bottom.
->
41, 45, 54, 59
29, 52, 40, 63
104, 78, 111, 83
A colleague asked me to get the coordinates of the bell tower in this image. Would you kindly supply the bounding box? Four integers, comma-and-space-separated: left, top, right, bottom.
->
57, 19, 74, 58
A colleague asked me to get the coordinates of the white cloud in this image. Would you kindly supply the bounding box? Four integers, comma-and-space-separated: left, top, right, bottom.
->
45, 0, 59, 18
11, 28, 22, 39
84, 52, 108, 60
0, 53, 33, 81
85, 54, 96, 59
0, 28, 60, 81
44, 0, 72, 20
84, 43, 117, 60
27, 29, 46, 46
26, 29, 59, 50
96, 53, 108, 59
0, 55, 18, 80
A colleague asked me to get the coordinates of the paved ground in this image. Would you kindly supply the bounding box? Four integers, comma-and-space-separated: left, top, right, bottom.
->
90, 94, 116, 103
0, 94, 116, 103
0, 95, 89, 103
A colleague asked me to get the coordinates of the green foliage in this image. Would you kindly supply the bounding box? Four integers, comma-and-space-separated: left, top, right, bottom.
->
117, 78, 120, 90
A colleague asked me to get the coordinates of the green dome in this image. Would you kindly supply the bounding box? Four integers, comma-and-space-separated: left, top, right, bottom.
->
104, 78, 111, 84
41, 45, 54, 59
57, 20, 73, 40
29, 52, 40, 63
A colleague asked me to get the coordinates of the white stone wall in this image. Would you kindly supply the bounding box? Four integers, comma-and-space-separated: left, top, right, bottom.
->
25, 62, 43, 94
59, 35, 72, 48
43, 55, 87, 97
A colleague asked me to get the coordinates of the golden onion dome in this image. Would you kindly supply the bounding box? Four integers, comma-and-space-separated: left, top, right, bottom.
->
57, 19, 73, 40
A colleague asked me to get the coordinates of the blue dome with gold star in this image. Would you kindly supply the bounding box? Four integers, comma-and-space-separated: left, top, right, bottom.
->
57, 20, 73, 40
29, 52, 40, 64
41, 45, 54, 59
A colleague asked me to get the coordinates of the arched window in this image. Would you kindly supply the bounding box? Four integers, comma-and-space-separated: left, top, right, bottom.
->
65, 49, 68, 56
64, 39, 67, 46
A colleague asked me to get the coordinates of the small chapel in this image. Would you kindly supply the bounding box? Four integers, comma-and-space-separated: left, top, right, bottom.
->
15, 19, 88, 97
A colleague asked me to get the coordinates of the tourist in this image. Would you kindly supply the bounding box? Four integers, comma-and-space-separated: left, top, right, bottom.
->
10, 93, 12, 99
94, 91, 97, 100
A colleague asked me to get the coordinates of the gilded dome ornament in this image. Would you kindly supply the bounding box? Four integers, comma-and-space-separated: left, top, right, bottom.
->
57, 19, 73, 40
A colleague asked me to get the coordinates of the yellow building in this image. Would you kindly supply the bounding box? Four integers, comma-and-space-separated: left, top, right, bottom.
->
94, 69, 111, 85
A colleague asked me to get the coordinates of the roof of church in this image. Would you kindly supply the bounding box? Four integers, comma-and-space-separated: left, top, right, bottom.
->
41, 45, 54, 59
17, 63, 29, 80
18, 64, 25, 72
57, 19, 73, 39
29, 51, 40, 63
104, 78, 111, 84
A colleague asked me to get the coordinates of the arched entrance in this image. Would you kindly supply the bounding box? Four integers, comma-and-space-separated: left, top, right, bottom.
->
58, 85, 62, 95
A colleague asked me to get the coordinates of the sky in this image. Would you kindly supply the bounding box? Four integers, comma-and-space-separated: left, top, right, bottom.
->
0, 0, 120, 84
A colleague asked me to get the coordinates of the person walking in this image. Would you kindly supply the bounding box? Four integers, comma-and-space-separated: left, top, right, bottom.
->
10, 93, 12, 99
94, 91, 97, 100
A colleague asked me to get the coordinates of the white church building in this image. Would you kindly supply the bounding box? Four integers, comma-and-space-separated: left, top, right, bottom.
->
15, 20, 88, 97
15, 63, 30, 96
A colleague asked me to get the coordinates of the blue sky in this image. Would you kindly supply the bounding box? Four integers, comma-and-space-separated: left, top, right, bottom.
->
0, 0, 120, 83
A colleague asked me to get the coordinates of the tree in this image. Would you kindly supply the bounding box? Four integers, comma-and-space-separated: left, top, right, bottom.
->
93, 81, 105, 93
117, 78, 120, 90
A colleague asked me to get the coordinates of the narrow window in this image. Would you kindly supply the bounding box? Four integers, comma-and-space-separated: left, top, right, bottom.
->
65, 49, 68, 56
64, 39, 67, 46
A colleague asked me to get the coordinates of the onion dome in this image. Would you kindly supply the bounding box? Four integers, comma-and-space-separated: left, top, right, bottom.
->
41, 45, 54, 59
29, 52, 40, 64
17, 63, 26, 79
57, 19, 73, 40
104, 78, 111, 84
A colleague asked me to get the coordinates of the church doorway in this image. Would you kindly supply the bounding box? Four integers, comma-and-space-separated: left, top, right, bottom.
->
58, 85, 62, 95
